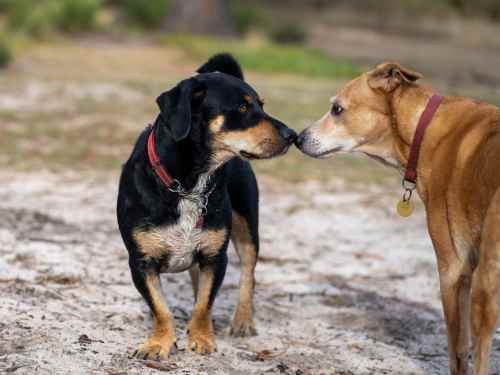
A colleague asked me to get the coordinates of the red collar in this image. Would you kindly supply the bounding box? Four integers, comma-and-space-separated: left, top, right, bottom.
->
147, 125, 176, 188
403, 94, 444, 186
147, 125, 204, 228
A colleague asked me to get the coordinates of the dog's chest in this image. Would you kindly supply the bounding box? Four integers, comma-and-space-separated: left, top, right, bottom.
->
155, 175, 211, 273
157, 196, 203, 272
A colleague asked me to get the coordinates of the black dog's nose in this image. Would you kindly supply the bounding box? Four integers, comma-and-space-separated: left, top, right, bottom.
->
280, 127, 297, 144
295, 132, 305, 148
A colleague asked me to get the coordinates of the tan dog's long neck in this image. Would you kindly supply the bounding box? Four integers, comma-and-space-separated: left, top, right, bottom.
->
387, 85, 436, 181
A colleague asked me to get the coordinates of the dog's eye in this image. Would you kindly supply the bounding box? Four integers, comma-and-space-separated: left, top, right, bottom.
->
331, 103, 344, 116
238, 104, 248, 113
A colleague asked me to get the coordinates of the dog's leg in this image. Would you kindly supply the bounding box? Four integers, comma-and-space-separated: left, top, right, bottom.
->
429, 213, 472, 375
471, 199, 500, 375
438, 264, 472, 375
230, 211, 258, 337
189, 264, 200, 300
129, 260, 177, 360
187, 250, 228, 354
471, 269, 499, 375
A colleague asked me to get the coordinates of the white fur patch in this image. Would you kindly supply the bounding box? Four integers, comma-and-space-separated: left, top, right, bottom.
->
156, 174, 211, 273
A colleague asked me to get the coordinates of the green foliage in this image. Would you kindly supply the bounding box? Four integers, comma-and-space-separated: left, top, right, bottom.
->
270, 22, 306, 44
122, 0, 170, 29
229, 3, 267, 34
6, 0, 100, 36
371, 0, 500, 20
164, 35, 361, 79
6, 0, 60, 37
0, 37, 13, 68
461, 0, 500, 20
56, 0, 101, 33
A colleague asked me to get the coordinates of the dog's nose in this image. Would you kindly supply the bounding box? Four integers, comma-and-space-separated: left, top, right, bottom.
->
279, 127, 297, 144
295, 132, 305, 148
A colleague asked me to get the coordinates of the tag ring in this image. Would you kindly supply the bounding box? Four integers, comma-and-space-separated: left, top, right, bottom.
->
402, 189, 413, 202
402, 179, 416, 191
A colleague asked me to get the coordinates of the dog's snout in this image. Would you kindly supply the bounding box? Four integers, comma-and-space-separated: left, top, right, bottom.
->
279, 127, 297, 144
295, 131, 306, 148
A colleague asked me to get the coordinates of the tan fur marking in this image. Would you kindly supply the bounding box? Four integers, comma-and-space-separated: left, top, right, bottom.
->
133, 228, 171, 259
188, 270, 216, 354
135, 274, 177, 359
230, 212, 257, 336
189, 265, 200, 298
146, 274, 173, 326
213, 120, 282, 158
208, 115, 225, 133
244, 95, 253, 104
199, 228, 226, 257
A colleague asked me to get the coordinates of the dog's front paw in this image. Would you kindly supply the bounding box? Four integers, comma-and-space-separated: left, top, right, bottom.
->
133, 336, 178, 361
230, 308, 257, 337
188, 331, 216, 354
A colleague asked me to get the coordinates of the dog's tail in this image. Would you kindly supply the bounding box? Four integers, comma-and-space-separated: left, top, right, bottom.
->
197, 53, 244, 81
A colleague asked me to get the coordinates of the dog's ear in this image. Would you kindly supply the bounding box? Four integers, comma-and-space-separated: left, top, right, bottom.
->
156, 78, 207, 141
367, 62, 422, 92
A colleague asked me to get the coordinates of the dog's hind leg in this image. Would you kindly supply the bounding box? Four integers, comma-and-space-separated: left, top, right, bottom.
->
429, 210, 472, 375
189, 264, 200, 300
226, 158, 259, 337
230, 210, 259, 337
439, 266, 472, 375
129, 259, 177, 360
471, 194, 500, 375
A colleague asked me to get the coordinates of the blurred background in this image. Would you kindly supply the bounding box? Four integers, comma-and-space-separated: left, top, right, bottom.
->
1, 0, 500, 183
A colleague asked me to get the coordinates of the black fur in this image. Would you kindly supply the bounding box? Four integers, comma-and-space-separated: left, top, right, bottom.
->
197, 53, 244, 80
116, 53, 296, 354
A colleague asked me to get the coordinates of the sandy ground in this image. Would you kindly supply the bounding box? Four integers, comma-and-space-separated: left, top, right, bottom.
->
2, 171, 499, 375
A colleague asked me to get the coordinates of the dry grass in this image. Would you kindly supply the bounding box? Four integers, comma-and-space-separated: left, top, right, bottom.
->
0, 40, 400, 185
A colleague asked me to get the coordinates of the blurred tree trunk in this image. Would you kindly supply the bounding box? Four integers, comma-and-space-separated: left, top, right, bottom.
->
164, 0, 235, 36
449, 0, 466, 14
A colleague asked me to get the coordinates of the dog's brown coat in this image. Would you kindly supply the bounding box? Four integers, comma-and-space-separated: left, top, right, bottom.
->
299, 61, 500, 375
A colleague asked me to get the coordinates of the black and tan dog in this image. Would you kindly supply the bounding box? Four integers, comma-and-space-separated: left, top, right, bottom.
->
117, 54, 296, 360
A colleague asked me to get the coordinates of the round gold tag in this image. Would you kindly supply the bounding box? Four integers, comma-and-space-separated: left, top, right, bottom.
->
397, 199, 414, 217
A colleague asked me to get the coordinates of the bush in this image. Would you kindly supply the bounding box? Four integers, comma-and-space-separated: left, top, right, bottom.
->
6, 0, 101, 36
6, 0, 60, 37
56, 0, 101, 33
270, 22, 306, 45
122, 0, 170, 29
463, 0, 500, 20
229, 3, 266, 35
0, 38, 13, 68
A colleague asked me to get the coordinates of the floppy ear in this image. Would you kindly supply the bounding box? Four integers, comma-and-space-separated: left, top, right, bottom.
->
156, 78, 207, 141
367, 62, 423, 92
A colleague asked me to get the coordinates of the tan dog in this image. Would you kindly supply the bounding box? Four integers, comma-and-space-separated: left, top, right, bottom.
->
296, 62, 500, 375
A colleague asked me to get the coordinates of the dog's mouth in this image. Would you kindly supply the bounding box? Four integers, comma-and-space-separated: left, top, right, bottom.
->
239, 142, 291, 160
313, 146, 342, 159
239, 147, 289, 160
239, 150, 260, 159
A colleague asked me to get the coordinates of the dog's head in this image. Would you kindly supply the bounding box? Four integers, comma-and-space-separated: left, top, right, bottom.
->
296, 62, 422, 166
155, 55, 296, 168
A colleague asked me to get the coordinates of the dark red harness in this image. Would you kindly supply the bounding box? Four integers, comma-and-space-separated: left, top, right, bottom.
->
403, 94, 444, 186
147, 126, 204, 228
